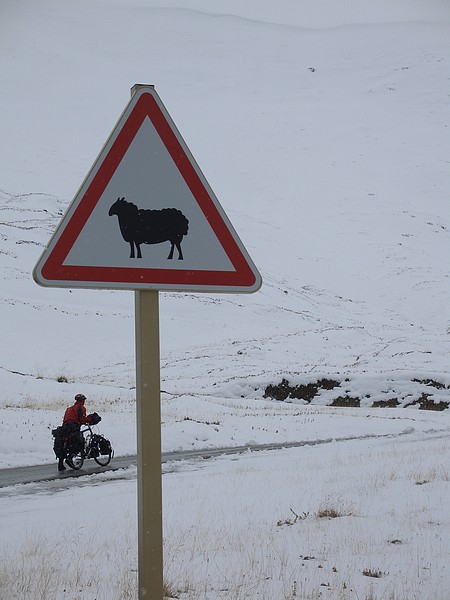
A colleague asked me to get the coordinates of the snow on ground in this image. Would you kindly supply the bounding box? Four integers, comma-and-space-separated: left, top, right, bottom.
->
1, 0, 450, 598
2, 426, 450, 599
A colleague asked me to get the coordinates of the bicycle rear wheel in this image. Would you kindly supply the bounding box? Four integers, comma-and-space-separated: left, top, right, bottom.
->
66, 452, 84, 470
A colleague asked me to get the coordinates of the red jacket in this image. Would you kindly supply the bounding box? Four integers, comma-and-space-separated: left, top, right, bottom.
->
63, 402, 91, 425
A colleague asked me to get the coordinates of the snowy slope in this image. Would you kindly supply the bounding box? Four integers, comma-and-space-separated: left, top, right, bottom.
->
0, 0, 450, 452
2, 3, 450, 599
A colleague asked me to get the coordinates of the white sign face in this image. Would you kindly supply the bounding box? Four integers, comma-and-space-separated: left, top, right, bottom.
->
33, 86, 262, 293
64, 117, 234, 272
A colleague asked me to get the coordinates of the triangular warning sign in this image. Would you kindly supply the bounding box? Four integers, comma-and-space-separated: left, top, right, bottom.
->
33, 86, 262, 293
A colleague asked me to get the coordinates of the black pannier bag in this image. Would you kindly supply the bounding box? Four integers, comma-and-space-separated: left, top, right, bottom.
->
67, 431, 83, 455
90, 433, 111, 456
88, 412, 101, 425
52, 423, 83, 456
89, 433, 101, 457
52, 427, 65, 458
98, 436, 112, 455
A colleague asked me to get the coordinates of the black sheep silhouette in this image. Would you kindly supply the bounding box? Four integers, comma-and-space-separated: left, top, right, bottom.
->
108, 197, 189, 260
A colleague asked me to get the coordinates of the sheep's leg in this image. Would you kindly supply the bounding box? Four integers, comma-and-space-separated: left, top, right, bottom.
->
129, 242, 135, 259
167, 243, 175, 260
176, 242, 184, 260
136, 243, 142, 259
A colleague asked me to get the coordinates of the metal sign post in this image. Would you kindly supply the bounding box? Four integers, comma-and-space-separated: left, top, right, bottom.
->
131, 84, 163, 599
135, 288, 163, 599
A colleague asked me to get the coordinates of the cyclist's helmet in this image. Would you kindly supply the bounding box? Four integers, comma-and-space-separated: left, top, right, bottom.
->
75, 393, 86, 402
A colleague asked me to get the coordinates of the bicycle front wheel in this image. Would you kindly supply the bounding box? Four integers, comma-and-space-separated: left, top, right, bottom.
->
66, 452, 84, 470
94, 449, 113, 467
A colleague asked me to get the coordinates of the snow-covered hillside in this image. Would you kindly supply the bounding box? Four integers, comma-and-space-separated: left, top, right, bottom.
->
1, 0, 450, 413
1, 2, 450, 598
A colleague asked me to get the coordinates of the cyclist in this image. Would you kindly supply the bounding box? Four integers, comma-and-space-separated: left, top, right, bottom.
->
57, 394, 99, 471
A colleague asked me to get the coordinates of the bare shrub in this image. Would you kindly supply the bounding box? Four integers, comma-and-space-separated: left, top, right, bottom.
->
317, 505, 353, 519
362, 568, 386, 578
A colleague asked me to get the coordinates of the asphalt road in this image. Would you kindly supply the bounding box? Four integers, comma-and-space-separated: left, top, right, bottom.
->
0, 432, 403, 488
